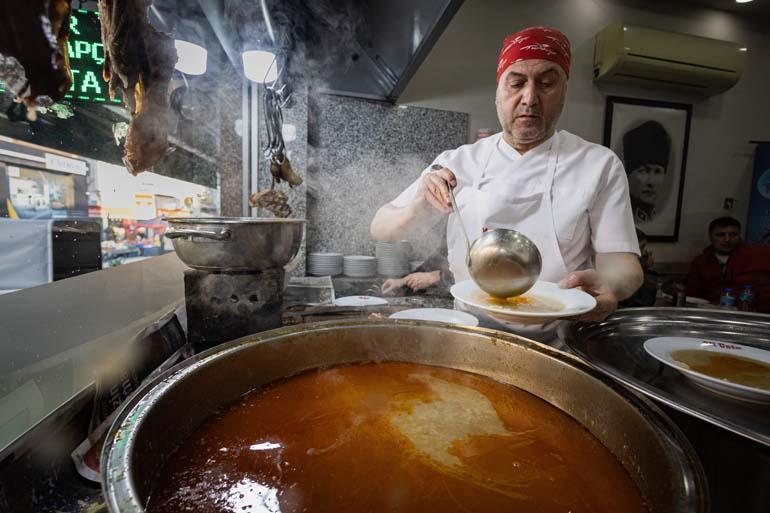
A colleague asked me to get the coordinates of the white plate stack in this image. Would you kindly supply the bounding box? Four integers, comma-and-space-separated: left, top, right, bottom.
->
375, 241, 411, 277
308, 252, 343, 276
343, 255, 377, 278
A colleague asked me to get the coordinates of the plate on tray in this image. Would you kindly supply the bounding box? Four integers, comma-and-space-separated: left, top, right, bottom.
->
644, 337, 770, 404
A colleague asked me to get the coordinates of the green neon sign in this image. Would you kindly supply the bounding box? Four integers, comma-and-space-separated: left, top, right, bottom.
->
64, 9, 121, 103
0, 9, 121, 104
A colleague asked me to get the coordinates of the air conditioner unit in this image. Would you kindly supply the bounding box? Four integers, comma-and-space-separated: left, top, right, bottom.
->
594, 23, 745, 96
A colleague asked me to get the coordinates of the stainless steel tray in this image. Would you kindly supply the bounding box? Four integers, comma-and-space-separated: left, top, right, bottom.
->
567, 307, 770, 447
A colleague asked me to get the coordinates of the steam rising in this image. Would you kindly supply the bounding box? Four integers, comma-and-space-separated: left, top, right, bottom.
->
306, 144, 447, 259
154, 2, 464, 263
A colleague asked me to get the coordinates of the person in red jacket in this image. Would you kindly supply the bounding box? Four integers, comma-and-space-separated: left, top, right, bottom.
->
686, 216, 770, 312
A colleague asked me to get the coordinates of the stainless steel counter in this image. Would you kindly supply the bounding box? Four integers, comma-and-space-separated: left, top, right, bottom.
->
567, 307, 770, 512
566, 307, 770, 446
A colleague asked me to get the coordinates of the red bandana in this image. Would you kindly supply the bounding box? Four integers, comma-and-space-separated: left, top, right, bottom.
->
496, 27, 571, 83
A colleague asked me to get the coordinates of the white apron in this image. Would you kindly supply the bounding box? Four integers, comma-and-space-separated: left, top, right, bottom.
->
448, 132, 566, 283
448, 133, 569, 345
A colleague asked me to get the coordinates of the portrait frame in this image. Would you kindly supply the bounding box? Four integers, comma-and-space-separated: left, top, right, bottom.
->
603, 96, 692, 242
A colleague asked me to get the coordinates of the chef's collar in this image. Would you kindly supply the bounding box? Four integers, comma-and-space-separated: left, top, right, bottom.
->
498, 130, 558, 160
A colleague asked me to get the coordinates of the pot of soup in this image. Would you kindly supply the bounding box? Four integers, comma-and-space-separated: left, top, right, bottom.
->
101, 321, 707, 513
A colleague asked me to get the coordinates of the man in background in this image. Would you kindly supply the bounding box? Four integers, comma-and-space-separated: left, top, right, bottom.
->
622, 120, 671, 223
687, 216, 770, 312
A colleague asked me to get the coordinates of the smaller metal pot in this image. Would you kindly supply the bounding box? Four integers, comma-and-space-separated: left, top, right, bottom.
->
164, 217, 305, 272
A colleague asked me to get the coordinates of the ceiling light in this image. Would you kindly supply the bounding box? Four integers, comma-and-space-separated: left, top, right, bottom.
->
174, 40, 207, 75
735, 0, 753, 4
242, 50, 278, 83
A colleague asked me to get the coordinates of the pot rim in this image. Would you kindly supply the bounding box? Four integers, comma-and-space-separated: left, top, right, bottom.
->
100, 319, 709, 513
162, 217, 306, 224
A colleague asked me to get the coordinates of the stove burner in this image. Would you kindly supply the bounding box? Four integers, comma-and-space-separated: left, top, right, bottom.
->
185, 269, 284, 353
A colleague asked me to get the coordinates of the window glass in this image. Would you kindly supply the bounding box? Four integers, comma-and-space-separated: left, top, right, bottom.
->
0, 6, 221, 290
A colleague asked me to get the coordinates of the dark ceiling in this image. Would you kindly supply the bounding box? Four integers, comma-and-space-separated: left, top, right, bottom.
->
687, 0, 770, 19
616, 0, 770, 24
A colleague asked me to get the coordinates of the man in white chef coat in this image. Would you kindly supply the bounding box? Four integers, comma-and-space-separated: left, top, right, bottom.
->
371, 26, 642, 336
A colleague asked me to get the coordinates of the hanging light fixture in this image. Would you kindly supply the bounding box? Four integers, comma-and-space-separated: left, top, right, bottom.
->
242, 50, 278, 83
174, 40, 208, 75
240, 0, 280, 84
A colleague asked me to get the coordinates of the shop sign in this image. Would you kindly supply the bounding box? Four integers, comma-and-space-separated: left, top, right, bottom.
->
45, 153, 88, 175
64, 9, 123, 104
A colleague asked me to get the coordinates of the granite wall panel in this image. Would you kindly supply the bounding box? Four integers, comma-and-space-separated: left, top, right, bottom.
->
306, 94, 468, 263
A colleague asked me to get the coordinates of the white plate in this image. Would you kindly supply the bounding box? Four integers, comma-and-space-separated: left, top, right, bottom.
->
334, 295, 389, 307
389, 308, 479, 326
450, 280, 597, 320
644, 337, 770, 404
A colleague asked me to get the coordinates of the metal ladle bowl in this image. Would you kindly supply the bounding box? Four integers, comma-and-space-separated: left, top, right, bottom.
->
467, 228, 542, 297
444, 175, 541, 297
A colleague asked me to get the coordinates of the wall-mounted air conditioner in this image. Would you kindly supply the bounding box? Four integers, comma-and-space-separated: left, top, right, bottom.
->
594, 23, 745, 96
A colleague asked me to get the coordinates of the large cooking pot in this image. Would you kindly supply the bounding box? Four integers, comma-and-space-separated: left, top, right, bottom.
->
102, 321, 708, 513
164, 217, 305, 272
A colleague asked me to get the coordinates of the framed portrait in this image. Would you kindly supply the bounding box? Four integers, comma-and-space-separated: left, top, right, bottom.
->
603, 96, 692, 242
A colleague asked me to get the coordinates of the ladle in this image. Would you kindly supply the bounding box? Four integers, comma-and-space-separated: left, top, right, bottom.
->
432, 164, 542, 297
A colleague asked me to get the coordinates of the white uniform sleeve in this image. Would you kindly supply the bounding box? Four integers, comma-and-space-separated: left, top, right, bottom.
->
389, 151, 452, 208
590, 156, 641, 255
390, 174, 423, 208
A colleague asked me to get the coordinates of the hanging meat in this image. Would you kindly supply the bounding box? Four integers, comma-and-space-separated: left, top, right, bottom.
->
97, 0, 178, 175
249, 189, 292, 218
250, 83, 301, 218
0, 0, 72, 120
264, 85, 303, 187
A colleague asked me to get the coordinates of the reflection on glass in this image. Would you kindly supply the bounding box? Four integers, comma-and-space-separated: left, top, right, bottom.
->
0, 6, 222, 286
0, 2, 224, 459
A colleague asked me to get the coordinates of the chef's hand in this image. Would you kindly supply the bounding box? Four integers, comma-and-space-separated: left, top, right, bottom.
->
559, 270, 618, 322
382, 277, 408, 296
405, 271, 441, 292
411, 165, 456, 215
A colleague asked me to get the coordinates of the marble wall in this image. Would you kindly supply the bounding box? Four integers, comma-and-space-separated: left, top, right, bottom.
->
217, 89, 468, 271
218, 77, 243, 218
306, 94, 468, 261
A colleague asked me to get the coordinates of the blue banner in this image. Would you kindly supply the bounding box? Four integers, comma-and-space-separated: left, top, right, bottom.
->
746, 143, 770, 245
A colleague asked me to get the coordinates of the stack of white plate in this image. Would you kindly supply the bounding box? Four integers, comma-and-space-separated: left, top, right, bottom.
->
375, 241, 411, 277
308, 252, 343, 276
343, 255, 377, 278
